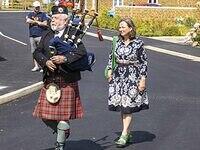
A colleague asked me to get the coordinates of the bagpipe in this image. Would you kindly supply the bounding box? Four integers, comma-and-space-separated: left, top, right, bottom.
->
49, 8, 99, 72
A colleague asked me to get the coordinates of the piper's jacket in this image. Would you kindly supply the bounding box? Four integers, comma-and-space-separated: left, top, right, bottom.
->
33, 27, 87, 83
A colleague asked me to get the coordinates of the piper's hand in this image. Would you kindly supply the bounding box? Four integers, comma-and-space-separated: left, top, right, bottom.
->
51, 55, 65, 64
46, 60, 57, 72
138, 77, 146, 92
34, 20, 40, 25
107, 70, 112, 82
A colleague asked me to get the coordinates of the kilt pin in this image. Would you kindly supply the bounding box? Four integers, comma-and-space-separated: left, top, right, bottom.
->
33, 77, 84, 121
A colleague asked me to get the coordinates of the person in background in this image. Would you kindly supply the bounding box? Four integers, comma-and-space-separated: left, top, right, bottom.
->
26, 1, 48, 72
32, 5, 86, 150
106, 17, 149, 148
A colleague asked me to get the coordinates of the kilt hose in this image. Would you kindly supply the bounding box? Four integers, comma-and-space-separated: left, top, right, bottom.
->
33, 77, 84, 121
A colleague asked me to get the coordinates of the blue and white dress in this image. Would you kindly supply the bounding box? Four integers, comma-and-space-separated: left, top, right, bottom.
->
107, 37, 149, 114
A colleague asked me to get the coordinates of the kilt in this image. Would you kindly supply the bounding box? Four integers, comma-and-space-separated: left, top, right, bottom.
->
33, 77, 84, 121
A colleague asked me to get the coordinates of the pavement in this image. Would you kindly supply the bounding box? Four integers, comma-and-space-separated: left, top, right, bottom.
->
146, 36, 186, 44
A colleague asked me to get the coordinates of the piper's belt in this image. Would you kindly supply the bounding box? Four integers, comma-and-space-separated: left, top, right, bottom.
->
116, 59, 139, 66
45, 76, 64, 85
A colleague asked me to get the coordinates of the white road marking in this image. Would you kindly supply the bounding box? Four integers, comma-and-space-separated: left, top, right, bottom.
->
0, 86, 8, 90
0, 82, 43, 105
86, 32, 200, 62
0, 31, 27, 46
145, 45, 200, 62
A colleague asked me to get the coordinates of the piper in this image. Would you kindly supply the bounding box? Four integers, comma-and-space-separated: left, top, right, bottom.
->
32, 5, 87, 150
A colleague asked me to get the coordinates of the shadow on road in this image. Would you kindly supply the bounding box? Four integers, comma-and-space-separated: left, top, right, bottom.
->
43, 131, 155, 150
0, 56, 7, 61
42, 136, 115, 150
132, 131, 156, 144
43, 139, 104, 150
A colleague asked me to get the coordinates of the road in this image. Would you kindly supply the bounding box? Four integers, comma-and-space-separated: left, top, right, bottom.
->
0, 12, 200, 150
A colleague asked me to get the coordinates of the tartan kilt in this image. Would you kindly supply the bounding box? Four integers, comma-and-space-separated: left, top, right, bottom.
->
33, 77, 84, 121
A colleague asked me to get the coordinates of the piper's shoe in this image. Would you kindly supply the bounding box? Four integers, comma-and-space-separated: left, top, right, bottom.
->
39, 69, 43, 73
65, 129, 70, 139
55, 142, 65, 150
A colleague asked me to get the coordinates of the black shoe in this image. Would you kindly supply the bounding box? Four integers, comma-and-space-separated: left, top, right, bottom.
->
55, 142, 65, 150
65, 129, 70, 139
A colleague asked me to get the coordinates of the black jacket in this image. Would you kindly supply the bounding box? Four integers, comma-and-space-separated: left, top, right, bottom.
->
33, 27, 87, 83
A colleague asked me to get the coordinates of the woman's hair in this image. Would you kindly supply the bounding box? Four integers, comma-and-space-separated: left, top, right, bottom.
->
118, 17, 136, 40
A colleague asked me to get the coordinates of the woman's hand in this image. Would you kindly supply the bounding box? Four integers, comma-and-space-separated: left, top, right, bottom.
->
138, 77, 146, 92
107, 70, 112, 82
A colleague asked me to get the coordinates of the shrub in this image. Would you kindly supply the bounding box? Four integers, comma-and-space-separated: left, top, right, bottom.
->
178, 25, 190, 35
136, 20, 155, 36
191, 23, 200, 46
163, 26, 181, 36
182, 23, 200, 47
136, 19, 176, 36
175, 16, 197, 28
184, 17, 196, 28
97, 8, 121, 30
96, 9, 191, 37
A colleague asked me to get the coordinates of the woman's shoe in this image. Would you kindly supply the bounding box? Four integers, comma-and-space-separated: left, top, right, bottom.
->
127, 133, 133, 143
115, 134, 129, 148
114, 133, 133, 147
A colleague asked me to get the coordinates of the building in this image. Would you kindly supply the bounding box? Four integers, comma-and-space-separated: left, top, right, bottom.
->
84, 0, 198, 12
84, 0, 198, 21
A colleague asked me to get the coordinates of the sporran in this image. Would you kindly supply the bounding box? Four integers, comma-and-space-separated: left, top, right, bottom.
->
46, 83, 61, 104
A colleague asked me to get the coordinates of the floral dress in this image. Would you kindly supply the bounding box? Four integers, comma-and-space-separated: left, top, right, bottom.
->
107, 37, 149, 114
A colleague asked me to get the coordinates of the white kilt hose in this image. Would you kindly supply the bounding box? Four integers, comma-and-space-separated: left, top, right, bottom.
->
33, 77, 84, 121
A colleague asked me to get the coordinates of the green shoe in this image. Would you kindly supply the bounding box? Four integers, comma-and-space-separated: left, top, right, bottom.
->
115, 134, 129, 148
127, 133, 133, 143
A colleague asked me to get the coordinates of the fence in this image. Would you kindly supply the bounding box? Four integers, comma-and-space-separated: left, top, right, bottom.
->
0, 1, 46, 10
0, 2, 30, 10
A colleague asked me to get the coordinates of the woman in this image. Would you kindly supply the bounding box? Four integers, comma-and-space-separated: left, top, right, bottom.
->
106, 17, 149, 148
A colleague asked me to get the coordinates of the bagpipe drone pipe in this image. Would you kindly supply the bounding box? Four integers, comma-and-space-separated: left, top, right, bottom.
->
49, 9, 98, 72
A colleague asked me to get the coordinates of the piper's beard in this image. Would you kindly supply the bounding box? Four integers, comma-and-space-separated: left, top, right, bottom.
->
51, 24, 66, 31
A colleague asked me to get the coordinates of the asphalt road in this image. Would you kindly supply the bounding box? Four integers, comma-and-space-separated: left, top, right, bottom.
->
0, 12, 42, 95
0, 12, 200, 150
